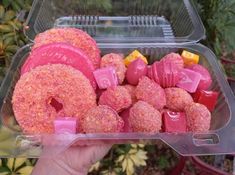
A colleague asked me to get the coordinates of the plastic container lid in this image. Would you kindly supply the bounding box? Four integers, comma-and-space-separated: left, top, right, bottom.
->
24, 0, 205, 44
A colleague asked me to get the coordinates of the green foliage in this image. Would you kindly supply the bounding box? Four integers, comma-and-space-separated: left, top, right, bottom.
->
195, 0, 235, 56
0, 0, 31, 82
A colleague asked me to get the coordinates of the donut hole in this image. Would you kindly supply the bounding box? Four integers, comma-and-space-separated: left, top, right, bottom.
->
49, 97, 63, 112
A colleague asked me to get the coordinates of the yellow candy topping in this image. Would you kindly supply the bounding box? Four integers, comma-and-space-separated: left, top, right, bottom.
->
181, 50, 199, 66
124, 50, 148, 66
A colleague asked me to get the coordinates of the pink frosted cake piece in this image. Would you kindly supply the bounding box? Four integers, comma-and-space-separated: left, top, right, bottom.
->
54, 117, 78, 134
93, 66, 118, 89
21, 43, 97, 89
176, 68, 201, 93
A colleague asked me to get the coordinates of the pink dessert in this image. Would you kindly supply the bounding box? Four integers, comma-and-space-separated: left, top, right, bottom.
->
93, 66, 118, 89
161, 53, 184, 69
21, 43, 97, 89
99, 86, 132, 112
126, 59, 147, 85
147, 62, 160, 84
163, 111, 187, 133
185, 103, 211, 132
193, 90, 219, 112
157, 59, 181, 88
54, 117, 78, 134
100, 53, 127, 84
120, 108, 132, 132
165, 87, 193, 112
135, 76, 166, 110
81, 105, 124, 133
123, 85, 137, 104
33, 28, 101, 68
187, 64, 212, 90
129, 101, 162, 133
12, 64, 96, 134
176, 68, 202, 93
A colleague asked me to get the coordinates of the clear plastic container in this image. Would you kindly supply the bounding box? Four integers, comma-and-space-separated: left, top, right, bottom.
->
24, 0, 205, 43
0, 0, 234, 157
0, 43, 235, 157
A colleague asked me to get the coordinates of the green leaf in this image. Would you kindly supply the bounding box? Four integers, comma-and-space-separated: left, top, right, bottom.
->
0, 166, 10, 174
11, 2, 21, 13
2, 0, 12, 8
0, 6, 5, 19
158, 156, 169, 170
0, 25, 13, 33
225, 22, 235, 27
3, 10, 15, 22
5, 45, 18, 54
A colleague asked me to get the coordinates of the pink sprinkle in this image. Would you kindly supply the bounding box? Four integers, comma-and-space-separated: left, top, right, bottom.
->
54, 117, 78, 134
93, 66, 118, 89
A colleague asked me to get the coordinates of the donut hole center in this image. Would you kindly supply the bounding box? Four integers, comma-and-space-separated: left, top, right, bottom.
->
49, 98, 63, 112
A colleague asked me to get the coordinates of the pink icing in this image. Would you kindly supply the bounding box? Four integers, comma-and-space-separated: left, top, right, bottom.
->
93, 66, 118, 89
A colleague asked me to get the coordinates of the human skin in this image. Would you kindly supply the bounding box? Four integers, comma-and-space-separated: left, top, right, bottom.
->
32, 144, 112, 175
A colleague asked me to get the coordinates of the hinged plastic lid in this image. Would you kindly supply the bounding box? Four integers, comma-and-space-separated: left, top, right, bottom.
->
25, 0, 205, 44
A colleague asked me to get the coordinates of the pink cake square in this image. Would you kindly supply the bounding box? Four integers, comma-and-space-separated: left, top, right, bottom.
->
176, 68, 201, 93
54, 117, 78, 134
93, 66, 118, 89
163, 111, 187, 133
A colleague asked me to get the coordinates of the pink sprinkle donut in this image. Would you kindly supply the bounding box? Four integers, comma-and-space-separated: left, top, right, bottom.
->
185, 103, 211, 132
12, 64, 97, 134
129, 101, 162, 133
165, 87, 193, 112
99, 86, 132, 112
135, 76, 166, 110
100, 53, 126, 84
32, 28, 101, 68
21, 43, 97, 89
81, 105, 124, 133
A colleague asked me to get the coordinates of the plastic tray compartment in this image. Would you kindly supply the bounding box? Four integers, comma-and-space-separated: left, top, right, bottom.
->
0, 43, 234, 157
25, 0, 205, 43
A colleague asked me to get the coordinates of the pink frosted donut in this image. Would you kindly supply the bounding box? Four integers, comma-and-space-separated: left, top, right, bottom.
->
129, 101, 162, 133
12, 64, 97, 134
185, 103, 211, 132
81, 105, 124, 133
123, 85, 137, 104
100, 53, 126, 84
135, 76, 166, 110
32, 28, 101, 68
21, 43, 97, 89
161, 53, 184, 69
165, 87, 193, 112
99, 86, 132, 112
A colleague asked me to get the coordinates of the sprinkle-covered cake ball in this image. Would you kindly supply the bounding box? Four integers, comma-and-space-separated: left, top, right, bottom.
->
12, 64, 97, 134
100, 53, 126, 84
99, 86, 132, 112
123, 84, 137, 104
165, 87, 193, 111
33, 28, 101, 68
185, 103, 211, 132
161, 53, 184, 69
129, 101, 162, 133
81, 105, 124, 133
135, 76, 166, 110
